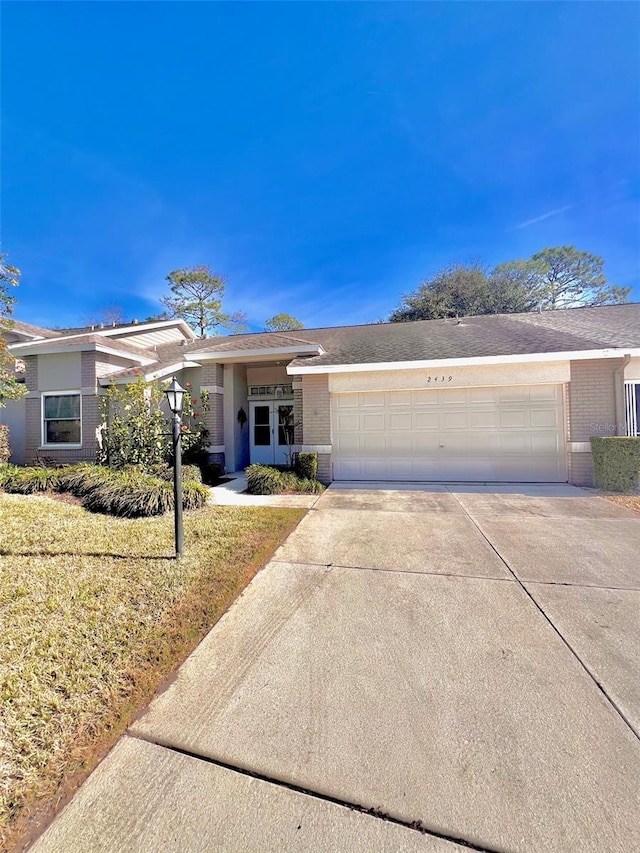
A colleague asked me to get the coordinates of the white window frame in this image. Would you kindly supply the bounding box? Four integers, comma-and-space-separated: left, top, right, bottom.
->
624, 382, 638, 437
41, 391, 83, 448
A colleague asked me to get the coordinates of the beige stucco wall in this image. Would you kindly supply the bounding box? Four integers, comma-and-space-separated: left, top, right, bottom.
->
624, 357, 640, 381
328, 360, 571, 394
246, 366, 290, 386
38, 353, 82, 391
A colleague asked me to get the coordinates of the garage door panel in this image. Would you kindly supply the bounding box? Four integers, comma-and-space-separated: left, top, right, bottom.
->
336, 413, 360, 432
362, 413, 385, 430
360, 392, 385, 407
413, 411, 440, 430
412, 390, 440, 406
388, 390, 412, 406
388, 412, 412, 430
443, 411, 469, 430
469, 410, 497, 429
530, 409, 559, 428
331, 384, 566, 482
499, 410, 528, 428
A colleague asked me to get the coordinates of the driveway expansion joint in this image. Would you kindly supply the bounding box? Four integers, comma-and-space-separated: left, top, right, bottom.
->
128, 734, 502, 853
446, 488, 640, 742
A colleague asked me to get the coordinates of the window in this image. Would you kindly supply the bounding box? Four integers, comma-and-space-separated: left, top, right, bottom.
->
625, 383, 639, 436
42, 393, 81, 445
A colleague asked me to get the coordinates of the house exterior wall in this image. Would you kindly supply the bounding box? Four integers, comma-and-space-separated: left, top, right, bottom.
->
301, 374, 332, 483
23, 352, 100, 464
0, 398, 26, 464
625, 357, 640, 381
246, 365, 290, 386
223, 363, 249, 472
38, 352, 82, 391
568, 358, 622, 486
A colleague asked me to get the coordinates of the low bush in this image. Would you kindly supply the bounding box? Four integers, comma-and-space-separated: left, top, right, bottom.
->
0, 463, 210, 517
246, 464, 283, 495
591, 436, 640, 493
1, 465, 61, 494
57, 464, 113, 497
138, 462, 203, 484
83, 470, 172, 517
246, 463, 325, 495
296, 451, 318, 481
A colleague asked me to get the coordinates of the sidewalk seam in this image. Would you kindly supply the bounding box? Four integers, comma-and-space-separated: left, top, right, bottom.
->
447, 489, 640, 742
128, 733, 502, 853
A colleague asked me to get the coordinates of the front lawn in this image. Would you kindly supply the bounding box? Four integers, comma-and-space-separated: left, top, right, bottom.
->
0, 494, 305, 850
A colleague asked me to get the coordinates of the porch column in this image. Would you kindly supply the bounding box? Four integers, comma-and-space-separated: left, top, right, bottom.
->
201, 363, 225, 470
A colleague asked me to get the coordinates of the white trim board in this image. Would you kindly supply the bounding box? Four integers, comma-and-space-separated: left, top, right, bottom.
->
288, 348, 640, 376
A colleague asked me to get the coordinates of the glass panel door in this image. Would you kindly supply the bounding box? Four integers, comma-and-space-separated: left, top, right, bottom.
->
249, 402, 275, 464
253, 405, 271, 446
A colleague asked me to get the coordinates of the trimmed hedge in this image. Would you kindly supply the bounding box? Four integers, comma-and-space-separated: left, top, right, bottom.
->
0, 463, 210, 517
246, 463, 325, 495
591, 436, 640, 493
0, 424, 10, 465
296, 451, 318, 481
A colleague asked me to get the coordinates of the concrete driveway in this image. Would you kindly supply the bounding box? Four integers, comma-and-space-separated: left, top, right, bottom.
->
32, 484, 640, 853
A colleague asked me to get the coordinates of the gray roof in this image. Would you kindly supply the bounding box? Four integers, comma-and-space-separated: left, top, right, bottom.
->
284, 304, 640, 367
15, 304, 640, 379
2, 319, 58, 339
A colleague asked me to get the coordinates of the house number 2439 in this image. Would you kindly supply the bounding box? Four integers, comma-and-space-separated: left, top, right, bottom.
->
426, 376, 453, 383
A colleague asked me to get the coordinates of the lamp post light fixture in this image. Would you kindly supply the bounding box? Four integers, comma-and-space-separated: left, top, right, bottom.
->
165, 377, 186, 557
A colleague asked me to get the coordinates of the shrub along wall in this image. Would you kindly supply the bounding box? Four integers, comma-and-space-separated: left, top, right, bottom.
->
0, 424, 10, 465
591, 437, 640, 493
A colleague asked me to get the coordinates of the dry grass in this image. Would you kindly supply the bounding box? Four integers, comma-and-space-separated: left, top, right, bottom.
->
0, 493, 305, 850
602, 494, 640, 514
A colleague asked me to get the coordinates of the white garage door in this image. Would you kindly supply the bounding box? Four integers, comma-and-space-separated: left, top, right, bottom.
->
332, 385, 566, 482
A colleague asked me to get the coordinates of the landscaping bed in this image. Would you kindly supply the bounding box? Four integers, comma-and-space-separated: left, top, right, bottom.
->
0, 493, 305, 850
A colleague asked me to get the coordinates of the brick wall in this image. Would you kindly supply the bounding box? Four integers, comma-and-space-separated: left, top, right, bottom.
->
293, 379, 303, 444
301, 375, 331, 445
568, 358, 622, 486
301, 374, 332, 482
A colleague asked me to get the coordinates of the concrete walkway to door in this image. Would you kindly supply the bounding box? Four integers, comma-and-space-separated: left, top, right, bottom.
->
31, 483, 640, 853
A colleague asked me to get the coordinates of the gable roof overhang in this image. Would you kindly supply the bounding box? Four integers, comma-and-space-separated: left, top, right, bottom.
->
188, 343, 324, 364
9, 339, 156, 366
287, 347, 640, 375
98, 360, 203, 385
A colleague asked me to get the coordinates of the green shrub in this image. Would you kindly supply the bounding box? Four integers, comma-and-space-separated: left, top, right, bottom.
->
246, 464, 284, 495
57, 464, 113, 497
83, 470, 172, 517
182, 480, 210, 510
141, 462, 202, 483
246, 463, 325, 495
1, 466, 61, 494
296, 451, 318, 481
591, 437, 640, 493
2, 463, 210, 518
0, 424, 10, 465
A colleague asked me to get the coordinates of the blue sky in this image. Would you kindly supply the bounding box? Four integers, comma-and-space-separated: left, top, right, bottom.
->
2, 2, 639, 331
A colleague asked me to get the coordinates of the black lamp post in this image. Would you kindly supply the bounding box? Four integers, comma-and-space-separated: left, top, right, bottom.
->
165, 377, 186, 557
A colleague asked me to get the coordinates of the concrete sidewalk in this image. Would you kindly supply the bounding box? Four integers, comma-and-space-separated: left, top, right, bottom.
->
208, 471, 321, 508
30, 484, 640, 852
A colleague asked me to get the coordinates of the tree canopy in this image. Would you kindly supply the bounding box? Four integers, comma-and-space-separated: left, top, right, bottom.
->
389, 246, 630, 322
0, 253, 28, 405
264, 313, 304, 332
160, 266, 248, 337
